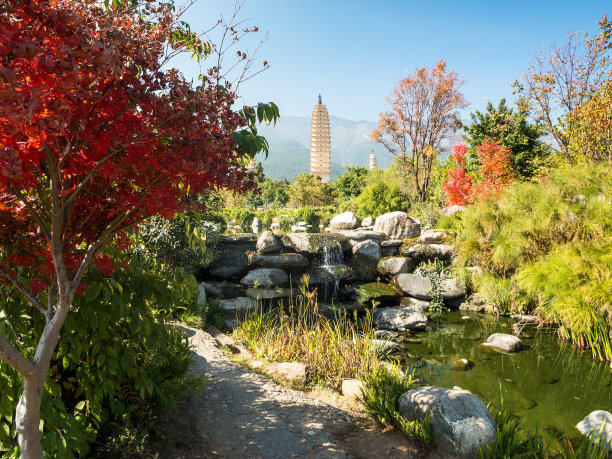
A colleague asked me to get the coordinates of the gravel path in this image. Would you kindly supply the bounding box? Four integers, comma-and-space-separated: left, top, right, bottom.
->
165, 325, 354, 458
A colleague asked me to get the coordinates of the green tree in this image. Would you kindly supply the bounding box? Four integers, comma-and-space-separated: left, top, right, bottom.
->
463, 99, 550, 178
288, 173, 338, 207
261, 179, 289, 207
334, 165, 370, 201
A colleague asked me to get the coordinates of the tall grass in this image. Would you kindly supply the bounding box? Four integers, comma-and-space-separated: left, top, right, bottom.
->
360, 364, 432, 445
232, 291, 382, 390
445, 162, 612, 360
480, 405, 611, 459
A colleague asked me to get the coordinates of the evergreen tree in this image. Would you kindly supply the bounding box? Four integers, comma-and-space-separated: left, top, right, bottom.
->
463, 99, 550, 178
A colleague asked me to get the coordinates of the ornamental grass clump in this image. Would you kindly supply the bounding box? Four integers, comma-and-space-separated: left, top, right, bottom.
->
232, 289, 382, 390
446, 162, 612, 360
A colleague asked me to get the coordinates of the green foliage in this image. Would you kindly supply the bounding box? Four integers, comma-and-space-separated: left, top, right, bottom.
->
415, 260, 451, 313
480, 405, 610, 458
333, 165, 370, 201
452, 162, 612, 359
355, 180, 406, 220
288, 173, 338, 207
136, 214, 220, 275
464, 99, 551, 179
360, 364, 432, 445
0, 255, 202, 457
260, 178, 289, 208
516, 240, 612, 360
222, 207, 257, 232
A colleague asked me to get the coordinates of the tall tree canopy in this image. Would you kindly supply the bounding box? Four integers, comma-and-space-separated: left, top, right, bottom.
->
463, 99, 550, 178
371, 60, 468, 202
0, 0, 276, 456
514, 15, 611, 164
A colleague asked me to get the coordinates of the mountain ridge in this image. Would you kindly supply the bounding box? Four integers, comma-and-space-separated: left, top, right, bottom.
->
256, 114, 392, 182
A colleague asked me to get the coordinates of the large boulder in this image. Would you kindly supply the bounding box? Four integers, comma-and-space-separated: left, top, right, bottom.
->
403, 243, 455, 262
219, 297, 257, 317
373, 211, 421, 239
400, 296, 430, 312
399, 386, 496, 458
329, 212, 359, 231
420, 229, 449, 244
247, 252, 309, 270
256, 230, 282, 254
240, 268, 288, 288
373, 306, 428, 331
377, 256, 416, 277
440, 205, 465, 217
575, 410, 612, 451
208, 235, 257, 279
392, 274, 464, 300
483, 333, 524, 352
355, 282, 402, 305
352, 240, 382, 281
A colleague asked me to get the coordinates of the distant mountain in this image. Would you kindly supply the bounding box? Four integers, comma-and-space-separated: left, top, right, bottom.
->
257, 115, 392, 182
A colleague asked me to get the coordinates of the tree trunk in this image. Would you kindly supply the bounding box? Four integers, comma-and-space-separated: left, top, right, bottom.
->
15, 374, 44, 459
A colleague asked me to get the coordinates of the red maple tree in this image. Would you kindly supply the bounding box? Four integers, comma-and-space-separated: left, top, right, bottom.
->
441, 144, 473, 206
471, 137, 515, 200
0, 1, 274, 456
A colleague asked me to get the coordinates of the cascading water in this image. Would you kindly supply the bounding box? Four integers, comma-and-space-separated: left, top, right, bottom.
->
319, 243, 345, 303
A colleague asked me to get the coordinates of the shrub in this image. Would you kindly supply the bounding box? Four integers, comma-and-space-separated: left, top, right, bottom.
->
451, 162, 612, 359
0, 254, 202, 457
360, 364, 432, 445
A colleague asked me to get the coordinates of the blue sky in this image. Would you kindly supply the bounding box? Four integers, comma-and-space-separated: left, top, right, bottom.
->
174, 0, 609, 122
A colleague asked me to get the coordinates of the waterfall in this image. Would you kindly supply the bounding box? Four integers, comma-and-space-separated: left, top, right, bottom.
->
319, 243, 345, 303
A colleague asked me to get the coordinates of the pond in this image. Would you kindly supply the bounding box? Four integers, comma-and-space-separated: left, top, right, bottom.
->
393, 311, 612, 441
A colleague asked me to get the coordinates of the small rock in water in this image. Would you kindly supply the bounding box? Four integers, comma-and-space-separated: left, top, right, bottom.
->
374, 329, 400, 339
453, 358, 475, 371
482, 333, 524, 352
461, 315, 471, 320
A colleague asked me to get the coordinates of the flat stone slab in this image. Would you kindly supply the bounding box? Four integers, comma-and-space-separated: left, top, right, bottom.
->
373, 306, 428, 331
341, 379, 364, 400
240, 268, 289, 287
420, 229, 449, 244
219, 297, 257, 317
246, 288, 293, 300
267, 362, 308, 384
248, 252, 309, 270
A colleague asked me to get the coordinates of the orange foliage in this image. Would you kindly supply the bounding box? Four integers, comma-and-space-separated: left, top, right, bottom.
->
471, 138, 515, 200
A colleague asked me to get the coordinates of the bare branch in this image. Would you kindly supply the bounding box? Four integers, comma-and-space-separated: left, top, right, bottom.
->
0, 332, 36, 377
0, 265, 48, 316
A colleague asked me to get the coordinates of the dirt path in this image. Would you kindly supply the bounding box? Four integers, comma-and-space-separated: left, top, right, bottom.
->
150, 325, 420, 459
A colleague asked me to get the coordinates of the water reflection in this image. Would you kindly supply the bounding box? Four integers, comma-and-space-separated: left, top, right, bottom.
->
395, 311, 612, 439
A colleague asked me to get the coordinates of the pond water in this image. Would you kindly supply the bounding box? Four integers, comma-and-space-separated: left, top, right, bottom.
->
394, 311, 612, 440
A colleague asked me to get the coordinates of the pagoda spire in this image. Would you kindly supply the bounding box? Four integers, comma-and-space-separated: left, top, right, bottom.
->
310, 95, 331, 182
